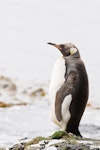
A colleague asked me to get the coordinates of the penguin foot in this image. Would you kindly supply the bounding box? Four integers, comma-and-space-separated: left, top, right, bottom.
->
66, 128, 82, 137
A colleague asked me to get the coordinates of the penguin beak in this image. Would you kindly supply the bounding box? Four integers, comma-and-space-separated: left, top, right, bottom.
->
47, 42, 62, 51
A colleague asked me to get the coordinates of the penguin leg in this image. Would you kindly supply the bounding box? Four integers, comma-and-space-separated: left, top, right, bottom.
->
74, 129, 82, 137
66, 118, 82, 137
66, 126, 82, 137
76, 129, 82, 137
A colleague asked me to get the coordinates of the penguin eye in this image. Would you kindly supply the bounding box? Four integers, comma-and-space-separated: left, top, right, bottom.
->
70, 48, 77, 55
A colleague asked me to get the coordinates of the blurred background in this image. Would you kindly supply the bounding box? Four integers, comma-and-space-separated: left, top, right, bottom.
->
0, 0, 100, 104
0, 0, 100, 148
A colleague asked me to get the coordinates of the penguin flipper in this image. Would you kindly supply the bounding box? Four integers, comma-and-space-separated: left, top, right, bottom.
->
55, 71, 78, 122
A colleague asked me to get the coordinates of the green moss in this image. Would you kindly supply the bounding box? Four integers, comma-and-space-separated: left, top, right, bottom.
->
51, 131, 68, 139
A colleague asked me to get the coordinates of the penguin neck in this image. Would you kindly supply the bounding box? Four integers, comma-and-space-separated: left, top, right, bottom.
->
62, 52, 80, 59
72, 51, 80, 58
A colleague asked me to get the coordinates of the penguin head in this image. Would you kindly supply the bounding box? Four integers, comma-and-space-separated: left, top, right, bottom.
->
47, 42, 80, 58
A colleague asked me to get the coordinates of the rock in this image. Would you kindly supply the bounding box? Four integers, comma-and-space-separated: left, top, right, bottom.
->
0, 76, 49, 107
9, 132, 100, 150
9, 144, 24, 150
24, 144, 41, 150
0, 76, 17, 95
45, 146, 57, 150
30, 88, 46, 98
45, 140, 67, 149
0, 101, 27, 108
24, 136, 50, 147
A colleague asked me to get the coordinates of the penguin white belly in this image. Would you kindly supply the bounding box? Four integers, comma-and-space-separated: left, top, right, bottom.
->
49, 56, 72, 130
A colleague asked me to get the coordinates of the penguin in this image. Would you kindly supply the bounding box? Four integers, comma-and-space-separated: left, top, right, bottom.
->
48, 42, 89, 136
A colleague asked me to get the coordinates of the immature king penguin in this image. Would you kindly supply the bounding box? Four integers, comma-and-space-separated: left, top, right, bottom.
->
48, 42, 89, 136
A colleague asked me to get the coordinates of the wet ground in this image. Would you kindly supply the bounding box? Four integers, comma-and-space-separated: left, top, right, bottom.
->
0, 99, 100, 148
0, 76, 100, 148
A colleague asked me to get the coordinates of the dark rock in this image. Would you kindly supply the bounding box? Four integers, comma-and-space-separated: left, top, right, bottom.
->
9, 144, 24, 150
